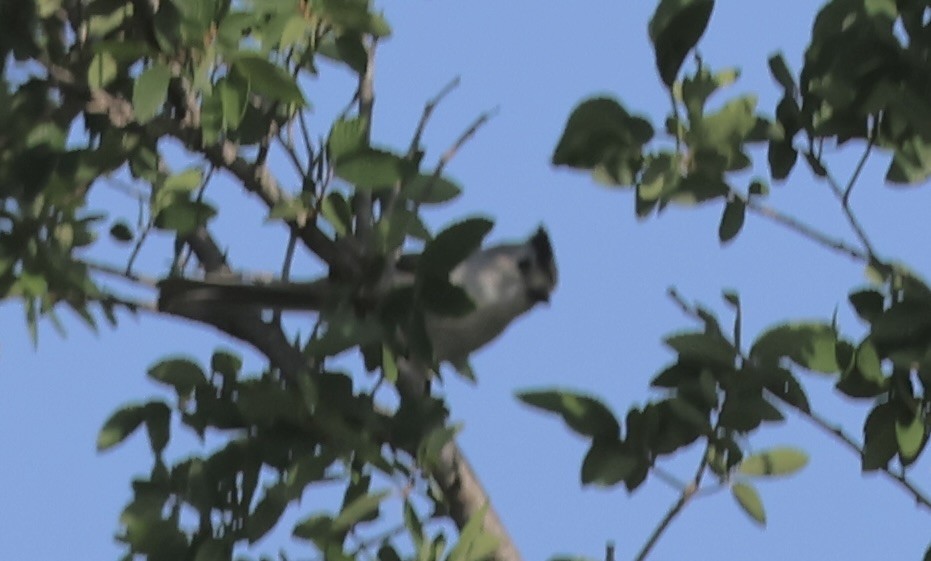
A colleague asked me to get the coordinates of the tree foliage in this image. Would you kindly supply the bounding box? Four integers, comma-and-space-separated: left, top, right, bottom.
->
6, 0, 931, 560
537, 0, 931, 557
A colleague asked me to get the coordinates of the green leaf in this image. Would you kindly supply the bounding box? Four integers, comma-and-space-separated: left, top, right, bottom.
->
731, 482, 766, 526
193, 538, 231, 561
97, 404, 147, 451
321, 192, 353, 236
318, 33, 368, 74
886, 135, 931, 185
718, 198, 745, 243
417, 423, 460, 468
163, 167, 203, 192
517, 389, 620, 439
217, 76, 248, 129
420, 277, 475, 317
144, 401, 171, 454
334, 149, 409, 190
648, 0, 715, 87
381, 343, 399, 384
863, 402, 897, 470
552, 97, 653, 182
870, 300, 931, 350
750, 322, 838, 373
738, 447, 808, 477
329, 117, 368, 160
304, 311, 382, 358
448, 503, 498, 561
767, 52, 796, 93
292, 514, 333, 543
109, 221, 134, 242
403, 501, 424, 550
690, 95, 757, 171
231, 53, 305, 105
88, 51, 118, 89
581, 438, 637, 486
401, 174, 463, 204
133, 63, 171, 123
154, 199, 217, 234
332, 490, 390, 532
664, 331, 735, 367
767, 139, 797, 180
835, 337, 888, 398
211, 350, 242, 378
719, 392, 782, 432
896, 412, 925, 462
419, 218, 493, 277
749, 178, 769, 197
849, 289, 884, 323
317, 0, 392, 37
147, 357, 206, 397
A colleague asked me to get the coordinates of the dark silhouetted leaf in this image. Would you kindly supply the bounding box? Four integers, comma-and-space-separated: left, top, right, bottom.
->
517, 389, 621, 439
419, 218, 493, 277
664, 331, 735, 367
849, 289, 884, 324
649, 0, 715, 87
97, 404, 146, 451
750, 322, 838, 373
863, 402, 897, 470
719, 198, 745, 243
147, 357, 206, 397
144, 401, 171, 454
581, 438, 637, 486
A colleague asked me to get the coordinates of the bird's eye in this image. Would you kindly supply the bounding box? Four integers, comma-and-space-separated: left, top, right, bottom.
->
517, 257, 532, 273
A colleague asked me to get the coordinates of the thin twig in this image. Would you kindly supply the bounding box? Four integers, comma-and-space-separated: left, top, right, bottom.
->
787, 397, 931, 510
408, 76, 461, 157
635, 480, 699, 561
652, 466, 688, 491
743, 197, 869, 263
83, 259, 160, 288
806, 139, 878, 258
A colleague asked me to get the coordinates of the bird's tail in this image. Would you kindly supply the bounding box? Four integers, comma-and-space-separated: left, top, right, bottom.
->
158, 277, 326, 312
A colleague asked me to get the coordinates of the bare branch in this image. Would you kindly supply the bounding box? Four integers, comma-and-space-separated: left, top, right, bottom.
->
635, 480, 700, 561
408, 76, 461, 157
788, 397, 931, 510
743, 197, 869, 263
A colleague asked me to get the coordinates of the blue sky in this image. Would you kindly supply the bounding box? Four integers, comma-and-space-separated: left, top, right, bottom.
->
3, 1, 931, 560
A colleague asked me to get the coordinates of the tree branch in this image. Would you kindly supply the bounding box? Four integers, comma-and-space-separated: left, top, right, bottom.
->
743, 196, 870, 263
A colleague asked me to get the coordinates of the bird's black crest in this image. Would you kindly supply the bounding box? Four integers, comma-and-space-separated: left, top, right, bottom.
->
531, 227, 555, 273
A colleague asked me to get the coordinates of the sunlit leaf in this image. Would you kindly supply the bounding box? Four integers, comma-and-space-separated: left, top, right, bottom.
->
738, 447, 808, 477
731, 482, 766, 525
133, 63, 171, 123
750, 322, 838, 373
335, 149, 409, 190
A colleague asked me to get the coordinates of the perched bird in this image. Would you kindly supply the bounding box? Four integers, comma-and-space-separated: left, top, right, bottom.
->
158, 227, 557, 368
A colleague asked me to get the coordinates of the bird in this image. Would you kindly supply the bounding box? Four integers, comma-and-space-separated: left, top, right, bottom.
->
158, 227, 557, 370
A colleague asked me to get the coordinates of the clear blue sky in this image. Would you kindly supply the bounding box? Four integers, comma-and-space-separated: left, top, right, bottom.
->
3, 2, 931, 559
